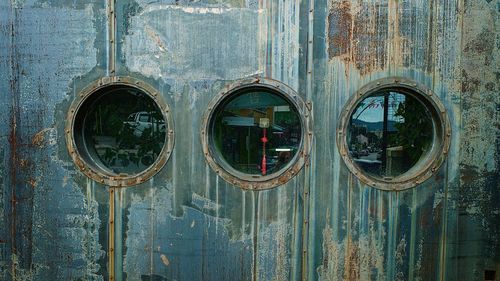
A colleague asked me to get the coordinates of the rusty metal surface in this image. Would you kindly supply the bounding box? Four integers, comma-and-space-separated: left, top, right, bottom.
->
336, 77, 451, 191
0, 0, 498, 281
200, 77, 312, 190
66, 76, 175, 187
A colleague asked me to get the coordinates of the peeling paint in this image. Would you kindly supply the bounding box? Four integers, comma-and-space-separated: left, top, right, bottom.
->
2, 0, 499, 280
123, 4, 267, 80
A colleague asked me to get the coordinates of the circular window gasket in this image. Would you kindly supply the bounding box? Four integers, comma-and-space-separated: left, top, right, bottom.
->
66, 76, 174, 187
201, 77, 312, 190
337, 77, 451, 191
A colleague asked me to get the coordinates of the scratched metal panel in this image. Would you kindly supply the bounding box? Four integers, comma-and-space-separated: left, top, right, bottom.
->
306, 0, 497, 281
0, 2, 12, 279
1, 1, 110, 280
2, 0, 499, 281
114, 1, 304, 280
458, 1, 500, 281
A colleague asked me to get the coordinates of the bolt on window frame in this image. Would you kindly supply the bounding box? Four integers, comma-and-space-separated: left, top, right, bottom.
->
337, 77, 451, 190
201, 77, 313, 190
66, 76, 174, 187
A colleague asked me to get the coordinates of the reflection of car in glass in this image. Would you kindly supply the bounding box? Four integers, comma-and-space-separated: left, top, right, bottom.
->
349, 150, 359, 158
359, 149, 369, 157
123, 111, 166, 137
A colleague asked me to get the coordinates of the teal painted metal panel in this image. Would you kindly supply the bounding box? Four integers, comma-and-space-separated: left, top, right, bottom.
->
0, 0, 498, 280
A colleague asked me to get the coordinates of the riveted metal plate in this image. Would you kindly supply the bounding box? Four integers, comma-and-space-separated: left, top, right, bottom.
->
201, 77, 313, 190
337, 77, 451, 191
66, 76, 174, 187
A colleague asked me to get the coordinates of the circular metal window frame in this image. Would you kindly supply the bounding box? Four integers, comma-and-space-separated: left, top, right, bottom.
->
201, 77, 312, 190
337, 77, 451, 191
66, 76, 174, 187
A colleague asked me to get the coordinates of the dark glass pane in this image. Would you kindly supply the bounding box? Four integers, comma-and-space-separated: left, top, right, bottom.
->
212, 91, 301, 175
348, 91, 433, 178
83, 87, 166, 175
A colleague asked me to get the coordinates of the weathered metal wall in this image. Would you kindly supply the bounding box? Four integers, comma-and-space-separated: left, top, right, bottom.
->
0, 0, 498, 281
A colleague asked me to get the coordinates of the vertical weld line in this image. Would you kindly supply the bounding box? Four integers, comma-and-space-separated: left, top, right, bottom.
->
301, 145, 312, 281
302, 0, 314, 280
107, 0, 116, 76
408, 188, 417, 281
115, 188, 123, 281
439, 160, 450, 281
265, 0, 273, 77
150, 188, 155, 276
345, 173, 354, 280
8, 5, 19, 279
429, 0, 437, 89
305, 0, 314, 102
252, 192, 259, 281
109, 187, 115, 281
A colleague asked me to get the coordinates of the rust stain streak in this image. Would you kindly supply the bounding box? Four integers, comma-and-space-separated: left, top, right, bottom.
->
109, 187, 115, 281
8, 3, 19, 279
160, 254, 170, 266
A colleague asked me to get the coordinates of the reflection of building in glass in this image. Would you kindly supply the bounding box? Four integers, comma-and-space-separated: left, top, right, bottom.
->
356, 134, 368, 145
214, 92, 301, 175
349, 92, 432, 179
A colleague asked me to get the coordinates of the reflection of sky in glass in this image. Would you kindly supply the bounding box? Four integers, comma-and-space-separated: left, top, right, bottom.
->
353, 93, 405, 122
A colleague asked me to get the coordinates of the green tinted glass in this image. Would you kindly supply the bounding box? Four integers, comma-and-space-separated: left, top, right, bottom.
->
82, 87, 166, 175
348, 91, 433, 178
212, 91, 301, 175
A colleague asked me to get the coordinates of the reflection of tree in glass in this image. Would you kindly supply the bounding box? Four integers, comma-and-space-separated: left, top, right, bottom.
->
87, 90, 166, 171
392, 95, 432, 165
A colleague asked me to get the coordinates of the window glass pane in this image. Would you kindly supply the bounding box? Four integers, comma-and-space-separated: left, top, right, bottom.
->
348, 91, 433, 178
212, 91, 301, 175
83, 88, 166, 175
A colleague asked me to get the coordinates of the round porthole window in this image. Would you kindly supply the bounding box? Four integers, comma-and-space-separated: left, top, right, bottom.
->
66, 76, 174, 187
201, 77, 312, 190
337, 77, 451, 190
